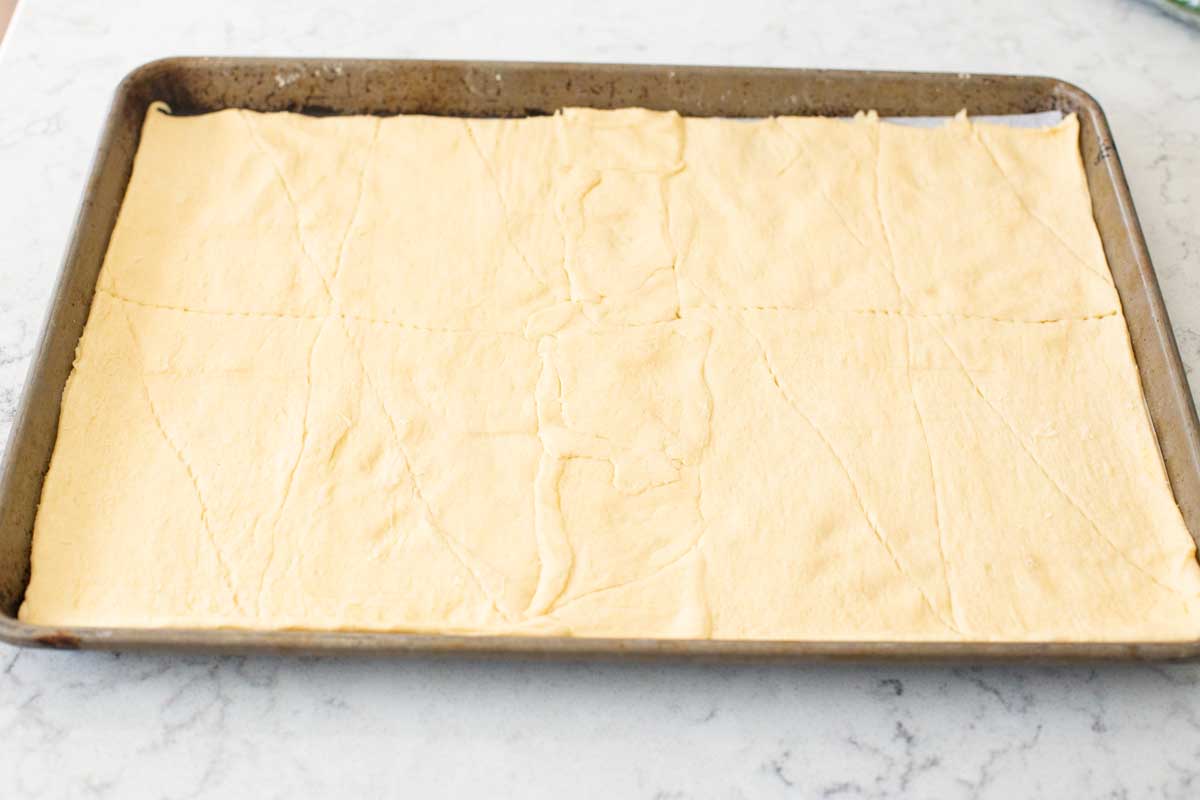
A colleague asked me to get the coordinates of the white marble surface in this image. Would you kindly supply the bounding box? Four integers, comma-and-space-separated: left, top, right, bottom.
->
0, 1, 1198, 796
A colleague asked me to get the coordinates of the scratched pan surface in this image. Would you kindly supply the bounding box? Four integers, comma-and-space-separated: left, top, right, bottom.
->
2, 58, 1198, 661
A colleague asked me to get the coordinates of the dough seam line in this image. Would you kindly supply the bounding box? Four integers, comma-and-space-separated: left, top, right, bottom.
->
97, 287, 1120, 330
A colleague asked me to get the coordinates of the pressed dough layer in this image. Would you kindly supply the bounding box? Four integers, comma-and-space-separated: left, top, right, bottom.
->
19, 105, 1200, 640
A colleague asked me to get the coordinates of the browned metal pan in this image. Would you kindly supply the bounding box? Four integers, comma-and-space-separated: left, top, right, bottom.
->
2, 58, 1198, 660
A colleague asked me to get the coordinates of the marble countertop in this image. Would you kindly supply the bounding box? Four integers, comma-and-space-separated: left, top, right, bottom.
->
1, 1, 1198, 796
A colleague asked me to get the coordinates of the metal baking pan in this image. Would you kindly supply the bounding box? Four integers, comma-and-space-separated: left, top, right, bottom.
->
2, 58, 1198, 660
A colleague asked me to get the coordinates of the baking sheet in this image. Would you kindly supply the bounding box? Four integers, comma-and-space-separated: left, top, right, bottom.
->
0, 59, 1196, 660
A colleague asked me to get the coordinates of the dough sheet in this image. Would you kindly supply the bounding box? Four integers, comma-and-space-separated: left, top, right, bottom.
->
19, 105, 1200, 640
